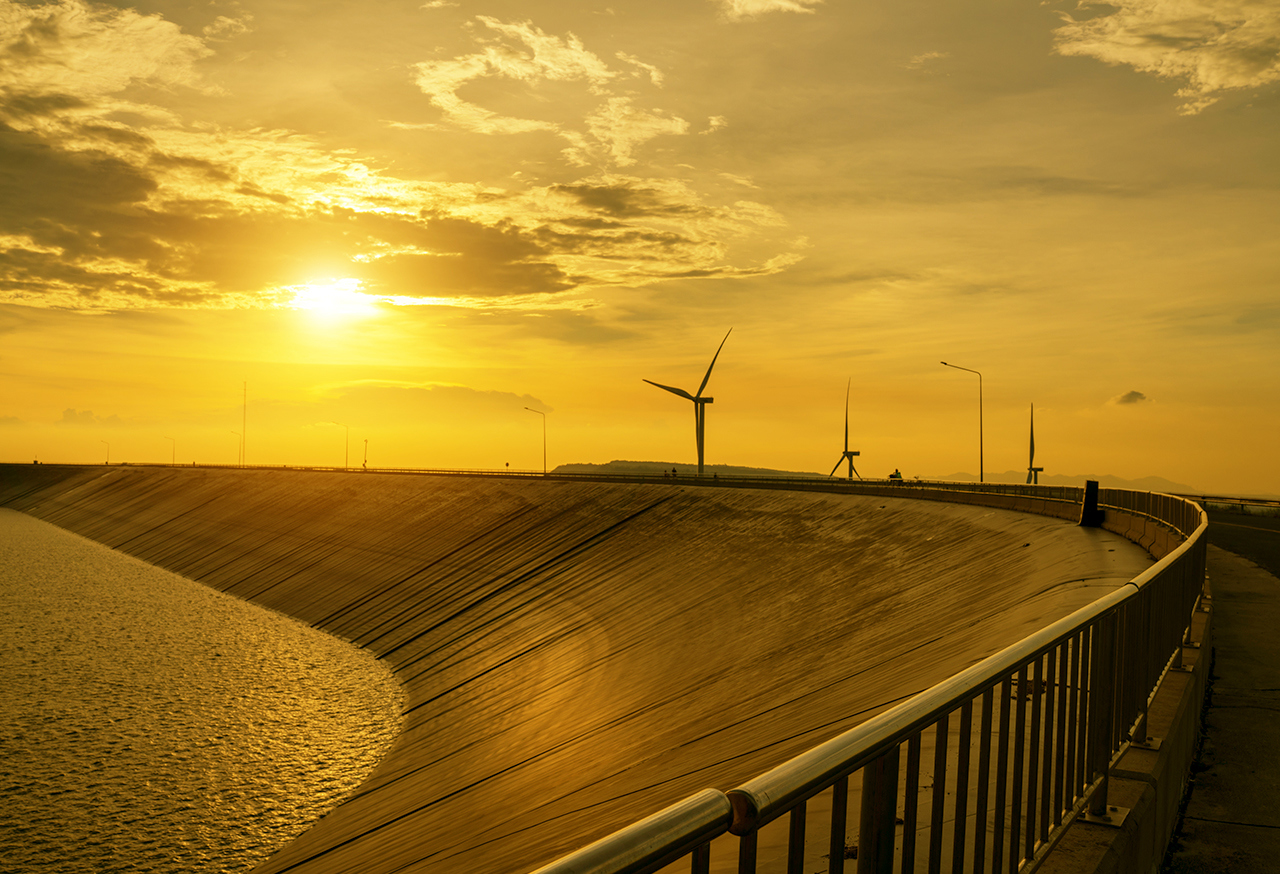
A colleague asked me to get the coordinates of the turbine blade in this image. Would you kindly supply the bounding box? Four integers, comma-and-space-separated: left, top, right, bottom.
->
695, 328, 733, 399
844, 378, 850, 452
1029, 403, 1035, 467
1026, 471, 1033, 485
643, 379, 695, 401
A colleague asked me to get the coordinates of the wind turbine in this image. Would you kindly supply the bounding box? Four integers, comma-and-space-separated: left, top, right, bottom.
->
828, 378, 862, 480
1026, 403, 1044, 485
643, 328, 732, 476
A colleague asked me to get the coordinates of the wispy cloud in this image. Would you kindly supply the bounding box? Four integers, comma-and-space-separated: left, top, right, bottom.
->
410, 16, 689, 167
1053, 0, 1280, 113
57, 408, 122, 426
715, 0, 824, 22
906, 51, 950, 69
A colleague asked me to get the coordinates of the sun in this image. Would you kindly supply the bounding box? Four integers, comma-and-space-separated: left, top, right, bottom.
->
285, 278, 380, 318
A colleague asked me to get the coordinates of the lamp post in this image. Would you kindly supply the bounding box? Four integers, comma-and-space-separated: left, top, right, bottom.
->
101, 440, 110, 465
363, 438, 368, 470
165, 436, 175, 465
524, 407, 546, 475
941, 361, 983, 483
230, 431, 242, 466
331, 422, 349, 469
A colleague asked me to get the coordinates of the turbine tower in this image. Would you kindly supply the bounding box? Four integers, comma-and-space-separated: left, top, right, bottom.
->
644, 328, 732, 476
828, 378, 862, 480
1026, 403, 1044, 485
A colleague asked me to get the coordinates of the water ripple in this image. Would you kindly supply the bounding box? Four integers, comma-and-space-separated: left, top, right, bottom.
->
0, 510, 403, 874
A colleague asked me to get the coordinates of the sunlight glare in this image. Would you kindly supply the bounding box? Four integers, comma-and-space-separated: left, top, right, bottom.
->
286, 279, 380, 317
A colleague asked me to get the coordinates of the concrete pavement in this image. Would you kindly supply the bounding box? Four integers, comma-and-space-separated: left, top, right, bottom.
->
1163, 511, 1280, 873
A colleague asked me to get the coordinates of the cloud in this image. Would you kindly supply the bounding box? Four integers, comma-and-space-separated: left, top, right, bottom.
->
0, 0, 210, 99
584, 98, 689, 166
202, 15, 252, 41
1053, 0, 1280, 113
907, 51, 950, 69
715, 0, 824, 21
1111, 390, 1150, 404
306, 381, 554, 421
411, 17, 690, 167
57, 408, 122, 426
0, 6, 799, 310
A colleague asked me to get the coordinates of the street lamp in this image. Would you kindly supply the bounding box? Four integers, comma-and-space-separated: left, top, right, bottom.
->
165, 436, 175, 465
524, 407, 546, 475
941, 361, 983, 483
230, 431, 242, 466
101, 440, 110, 465
331, 422, 349, 469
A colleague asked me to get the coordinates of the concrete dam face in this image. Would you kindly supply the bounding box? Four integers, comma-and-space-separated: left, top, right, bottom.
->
0, 466, 1153, 873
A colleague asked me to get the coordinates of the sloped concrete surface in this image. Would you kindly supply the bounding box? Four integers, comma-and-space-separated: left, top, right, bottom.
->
0, 465, 1153, 873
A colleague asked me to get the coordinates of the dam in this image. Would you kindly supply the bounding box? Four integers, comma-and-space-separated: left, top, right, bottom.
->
0, 464, 1169, 872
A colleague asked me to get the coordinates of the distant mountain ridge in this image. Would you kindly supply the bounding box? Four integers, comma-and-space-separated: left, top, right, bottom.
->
552, 461, 1256, 498
552, 460, 829, 478
928, 470, 1204, 494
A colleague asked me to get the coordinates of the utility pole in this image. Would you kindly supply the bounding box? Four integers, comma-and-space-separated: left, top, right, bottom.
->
525, 407, 546, 474
941, 361, 984, 483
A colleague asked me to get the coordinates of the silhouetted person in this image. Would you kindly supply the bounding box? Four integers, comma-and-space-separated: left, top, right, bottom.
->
889, 469, 903, 481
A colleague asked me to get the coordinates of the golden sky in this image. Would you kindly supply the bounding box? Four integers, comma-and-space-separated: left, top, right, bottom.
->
1, 0, 1277, 493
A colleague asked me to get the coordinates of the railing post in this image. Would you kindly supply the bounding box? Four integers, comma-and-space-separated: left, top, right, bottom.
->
738, 827, 758, 874
829, 776, 850, 874
857, 747, 900, 873
692, 841, 711, 874
1087, 613, 1118, 819
787, 802, 807, 874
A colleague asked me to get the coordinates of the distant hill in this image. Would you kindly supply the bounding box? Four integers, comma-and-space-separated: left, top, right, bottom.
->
928, 470, 1204, 495
551, 462, 1280, 500
552, 460, 827, 478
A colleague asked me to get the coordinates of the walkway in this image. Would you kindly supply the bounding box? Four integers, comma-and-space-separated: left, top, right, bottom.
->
1163, 511, 1280, 873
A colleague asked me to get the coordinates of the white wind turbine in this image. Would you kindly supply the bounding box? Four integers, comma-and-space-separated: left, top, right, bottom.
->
828, 378, 862, 480
643, 329, 732, 476
1026, 403, 1044, 485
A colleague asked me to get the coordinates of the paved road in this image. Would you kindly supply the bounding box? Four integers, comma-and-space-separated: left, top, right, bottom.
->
1205, 510, 1280, 577
1163, 511, 1280, 873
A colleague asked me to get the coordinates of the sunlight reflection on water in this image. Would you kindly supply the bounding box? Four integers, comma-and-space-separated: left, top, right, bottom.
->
0, 509, 403, 874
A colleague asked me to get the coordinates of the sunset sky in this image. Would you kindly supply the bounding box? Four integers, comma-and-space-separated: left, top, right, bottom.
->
1, 0, 1277, 494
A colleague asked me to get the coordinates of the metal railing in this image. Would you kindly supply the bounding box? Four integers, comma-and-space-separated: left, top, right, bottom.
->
534, 487, 1208, 874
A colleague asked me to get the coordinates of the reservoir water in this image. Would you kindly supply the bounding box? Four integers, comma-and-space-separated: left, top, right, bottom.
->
0, 509, 403, 873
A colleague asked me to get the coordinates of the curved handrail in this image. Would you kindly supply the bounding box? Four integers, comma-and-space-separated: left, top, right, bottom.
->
725, 584, 1138, 834
531, 789, 733, 874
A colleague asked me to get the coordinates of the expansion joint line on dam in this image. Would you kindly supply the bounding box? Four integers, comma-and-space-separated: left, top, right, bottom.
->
310, 504, 544, 632
378, 494, 678, 664
109, 495, 228, 553
352, 497, 602, 653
